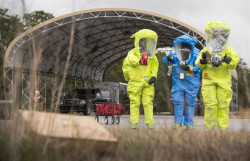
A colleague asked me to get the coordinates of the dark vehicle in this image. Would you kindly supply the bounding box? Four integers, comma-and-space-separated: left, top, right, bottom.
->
59, 88, 111, 115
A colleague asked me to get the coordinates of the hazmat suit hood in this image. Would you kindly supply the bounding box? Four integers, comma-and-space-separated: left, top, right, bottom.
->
205, 21, 230, 53
130, 29, 158, 58
173, 35, 197, 63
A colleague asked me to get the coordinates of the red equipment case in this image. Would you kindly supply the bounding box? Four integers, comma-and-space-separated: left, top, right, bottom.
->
95, 103, 122, 124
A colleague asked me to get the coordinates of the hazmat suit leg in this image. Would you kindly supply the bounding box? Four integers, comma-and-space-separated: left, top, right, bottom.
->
184, 90, 197, 126
202, 80, 218, 130
217, 82, 232, 130
172, 90, 185, 124
141, 84, 155, 125
127, 81, 143, 125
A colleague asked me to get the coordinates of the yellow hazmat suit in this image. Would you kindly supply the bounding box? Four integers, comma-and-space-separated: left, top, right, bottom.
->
122, 29, 159, 128
195, 21, 239, 130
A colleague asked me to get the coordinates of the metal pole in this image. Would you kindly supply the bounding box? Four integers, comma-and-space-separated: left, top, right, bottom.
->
45, 74, 47, 111
21, 71, 24, 109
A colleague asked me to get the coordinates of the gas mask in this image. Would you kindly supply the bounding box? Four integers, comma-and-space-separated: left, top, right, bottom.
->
139, 37, 155, 65
174, 42, 192, 63
206, 27, 229, 53
210, 54, 222, 67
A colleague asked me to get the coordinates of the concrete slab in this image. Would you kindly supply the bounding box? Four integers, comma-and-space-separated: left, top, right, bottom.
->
21, 110, 117, 142
20, 110, 118, 154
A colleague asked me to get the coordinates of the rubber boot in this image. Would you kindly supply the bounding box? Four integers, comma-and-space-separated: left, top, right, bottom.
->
146, 124, 154, 130
131, 123, 138, 129
186, 125, 194, 130
172, 123, 182, 129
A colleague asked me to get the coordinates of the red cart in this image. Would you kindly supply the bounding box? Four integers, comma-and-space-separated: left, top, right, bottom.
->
95, 103, 122, 124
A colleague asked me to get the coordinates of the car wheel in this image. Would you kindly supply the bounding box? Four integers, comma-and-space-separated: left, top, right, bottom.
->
111, 116, 115, 124
104, 116, 108, 124
116, 116, 120, 124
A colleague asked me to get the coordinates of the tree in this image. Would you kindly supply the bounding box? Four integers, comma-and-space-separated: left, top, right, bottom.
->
236, 62, 250, 109
154, 52, 172, 112
0, 9, 24, 99
103, 58, 125, 83
23, 10, 54, 28
0, 9, 55, 100
0, 9, 24, 52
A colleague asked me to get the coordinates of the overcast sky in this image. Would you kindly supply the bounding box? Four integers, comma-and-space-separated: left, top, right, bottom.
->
1, 0, 250, 66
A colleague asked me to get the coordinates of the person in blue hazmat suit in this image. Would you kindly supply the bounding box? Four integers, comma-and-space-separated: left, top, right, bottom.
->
163, 35, 201, 129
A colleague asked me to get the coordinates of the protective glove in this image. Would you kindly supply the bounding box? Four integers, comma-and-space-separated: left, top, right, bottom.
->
167, 55, 174, 62
200, 51, 209, 64
223, 55, 232, 64
148, 76, 156, 85
180, 62, 191, 71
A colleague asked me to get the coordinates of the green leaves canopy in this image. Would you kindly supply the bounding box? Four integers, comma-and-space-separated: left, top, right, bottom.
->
23, 10, 54, 28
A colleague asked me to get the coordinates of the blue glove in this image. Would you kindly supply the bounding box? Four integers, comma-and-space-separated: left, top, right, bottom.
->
167, 55, 174, 62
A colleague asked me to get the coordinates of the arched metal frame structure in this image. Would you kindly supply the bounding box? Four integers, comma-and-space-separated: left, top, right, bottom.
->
4, 8, 205, 83
3, 8, 236, 111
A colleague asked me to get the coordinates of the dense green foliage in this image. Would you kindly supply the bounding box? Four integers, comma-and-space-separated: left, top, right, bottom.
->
154, 52, 172, 112
103, 58, 126, 83
23, 10, 54, 28
0, 8, 54, 53
0, 9, 24, 99
0, 9, 24, 52
0, 8, 54, 99
236, 59, 250, 109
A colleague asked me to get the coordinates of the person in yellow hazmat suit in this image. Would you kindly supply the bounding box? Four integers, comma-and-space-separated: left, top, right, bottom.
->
122, 29, 159, 129
195, 21, 239, 130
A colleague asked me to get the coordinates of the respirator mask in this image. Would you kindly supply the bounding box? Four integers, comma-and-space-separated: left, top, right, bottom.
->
139, 37, 155, 65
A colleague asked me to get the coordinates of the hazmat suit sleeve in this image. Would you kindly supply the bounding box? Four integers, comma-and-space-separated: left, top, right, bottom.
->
127, 50, 140, 66
150, 55, 159, 78
122, 58, 130, 81
122, 50, 140, 82
190, 60, 201, 72
162, 52, 177, 66
195, 49, 206, 69
122, 49, 141, 82
190, 48, 202, 72
225, 46, 239, 69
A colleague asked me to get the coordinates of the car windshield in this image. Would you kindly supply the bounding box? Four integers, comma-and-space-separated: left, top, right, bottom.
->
71, 89, 100, 99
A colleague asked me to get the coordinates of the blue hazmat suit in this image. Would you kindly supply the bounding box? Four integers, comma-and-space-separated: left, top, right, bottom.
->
163, 35, 201, 126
